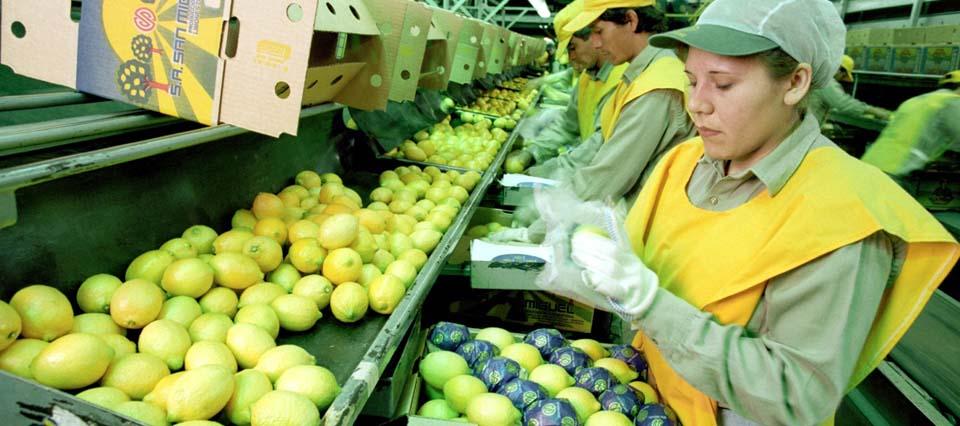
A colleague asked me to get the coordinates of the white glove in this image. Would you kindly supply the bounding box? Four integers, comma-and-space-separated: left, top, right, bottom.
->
570, 232, 659, 319
487, 227, 531, 243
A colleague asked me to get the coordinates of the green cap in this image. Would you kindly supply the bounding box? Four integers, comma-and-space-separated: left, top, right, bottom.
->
650, 0, 846, 89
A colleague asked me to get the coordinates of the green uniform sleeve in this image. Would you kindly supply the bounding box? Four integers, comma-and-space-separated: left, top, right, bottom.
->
633, 232, 896, 425
524, 90, 581, 163
568, 89, 694, 202
813, 80, 890, 122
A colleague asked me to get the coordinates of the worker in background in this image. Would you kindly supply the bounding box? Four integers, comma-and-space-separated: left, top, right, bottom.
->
538, 0, 958, 424
862, 70, 960, 177
808, 54, 891, 124
520, 0, 629, 167
493, 0, 696, 243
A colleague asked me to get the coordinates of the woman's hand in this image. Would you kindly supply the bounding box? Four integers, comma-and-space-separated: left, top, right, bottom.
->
570, 231, 659, 319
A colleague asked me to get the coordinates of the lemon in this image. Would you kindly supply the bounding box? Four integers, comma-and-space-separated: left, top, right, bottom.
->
387, 215, 416, 235
159, 296, 203, 329
410, 229, 442, 254
296, 170, 323, 189
160, 238, 199, 260
465, 393, 521, 426
232, 209, 258, 230
161, 258, 214, 298
0, 300, 22, 350
102, 353, 171, 400
172, 421, 222, 426
350, 227, 377, 264
570, 339, 609, 362
10, 285, 73, 341
184, 341, 237, 373
385, 259, 418, 288
226, 369, 273, 425
242, 236, 285, 274
114, 401, 168, 426
419, 351, 470, 389
188, 313, 233, 343
255, 345, 316, 383
443, 374, 488, 414
76, 386, 130, 409
181, 225, 218, 255
282, 184, 310, 200
357, 264, 382, 288
271, 294, 321, 332
594, 358, 638, 384
279, 191, 301, 208
0, 338, 48, 379
322, 172, 343, 184
267, 264, 302, 292
288, 238, 328, 274
585, 410, 633, 426
528, 364, 573, 397
370, 187, 393, 204
252, 192, 285, 219
166, 365, 235, 422
292, 275, 333, 310
226, 323, 276, 369
199, 287, 239, 318
287, 220, 322, 245
72, 313, 125, 336
398, 249, 428, 271
99, 334, 137, 359
501, 343, 543, 373
389, 233, 415, 258
367, 275, 406, 315
318, 182, 345, 204
556, 387, 601, 422
251, 390, 320, 426
139, 319, 192, 370
322, 248, 362, 285
209, 253, 262, 291
142, 371, 185, 410
234, 304, 280, 338
372, 249, 395, 273
354, 209, 386, 234
317, 213, 359, 249
254, 217, 289, 246
126, 250, 176, 284
110, 279, 164, 329
329, 282, 368, 323
274, 365, 340, 410
77, 273, 123, 314
419, 399, 459, 419
239, 283, 287, 309
32, 333, 112, 390
214, 229, 255, 254
628, 381, 659, 404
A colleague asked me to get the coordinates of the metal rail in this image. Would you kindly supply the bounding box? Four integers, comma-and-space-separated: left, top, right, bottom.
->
0, 110, 179, 157
0, 92, 93, 111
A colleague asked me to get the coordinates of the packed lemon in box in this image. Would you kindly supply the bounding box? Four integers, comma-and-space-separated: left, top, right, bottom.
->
0, 166, 480, 426
415, 322, 677, 426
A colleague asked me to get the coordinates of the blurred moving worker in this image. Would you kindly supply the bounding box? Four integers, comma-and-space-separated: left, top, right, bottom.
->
520, 0, 629, 167
539, 0, 959, 424
862, 70, 960, 177
808, 55, 892, 124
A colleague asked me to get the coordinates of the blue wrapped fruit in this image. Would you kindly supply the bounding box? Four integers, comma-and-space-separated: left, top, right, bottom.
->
456, 339, 500, 370
522, 398, 580, 426
598, 384, 643, 418
497, 378, 549, 411
429, 322, 471, 351
574, 367, 616, 396
476, 356, 523, 392
609, 345, 648, 380
634, 403, 675, 426
523, 328, 567, 358
548, 346, 591, 376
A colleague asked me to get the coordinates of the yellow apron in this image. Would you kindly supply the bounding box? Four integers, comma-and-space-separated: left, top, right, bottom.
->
599, 55, 688, 141
862, 90, 960, 175
624, 139, 959, 426
576, 63, 628, 141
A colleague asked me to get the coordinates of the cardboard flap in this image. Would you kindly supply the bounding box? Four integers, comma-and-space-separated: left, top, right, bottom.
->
380, 0, 432, 102
301, 62, 366, 105
219, 0, 317, 137
0, 0, 78, 88
449, 14, 480, 84
313, 0, 380, 35
420, 7, 461, 90
427, 20, 446, 41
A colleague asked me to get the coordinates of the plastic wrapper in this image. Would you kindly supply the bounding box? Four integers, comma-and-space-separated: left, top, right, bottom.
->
533, 186, 630, 313
548, 346, 592, 376
523, 328, 567, 358
456, 339, 500, 370
475, 356, 525, 392
427, 321, 470, 352
518, 108, 565, 142
599, 384, 644, 418
522, 398, 581, 426
634, 403, 675, 426
573, 367, 616, 396
609, 345, 648, 381
497, 378, 550, 411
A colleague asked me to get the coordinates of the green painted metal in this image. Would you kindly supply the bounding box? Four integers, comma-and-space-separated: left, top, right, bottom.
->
0, 111, 179, 156
0, 92, 92, 112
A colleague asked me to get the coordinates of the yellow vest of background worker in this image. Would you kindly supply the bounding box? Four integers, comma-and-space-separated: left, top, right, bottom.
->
577, 63, 628, 140
862, 90, 960, 175
624, 139, 959, 426
600, 56, 687, 141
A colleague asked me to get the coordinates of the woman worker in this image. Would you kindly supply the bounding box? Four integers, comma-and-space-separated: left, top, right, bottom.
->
543, 0, 960, 424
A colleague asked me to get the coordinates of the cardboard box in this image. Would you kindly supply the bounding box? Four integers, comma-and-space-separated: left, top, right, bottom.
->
484, 27, 510, 75
419, 7, 461, 90
448, 207, 514, 266
449, 18, 483, 84
867, 28, 895, 46
470, 239, 552, 291
864, 46, 893, 72
892, 46, 922, 74
846, 45, 868, 68
846, 28, 870, 47
925, 25, 960, 45
0, 1, 78, 88
893, 27, 925, 46
449, 289, 596, 333
921, 46, 960, 75
499, 173, 559, 207
473, 21, 500, 79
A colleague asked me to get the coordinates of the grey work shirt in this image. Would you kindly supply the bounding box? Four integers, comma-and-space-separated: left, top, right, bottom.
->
808, 79, 888, 124
632, 113, 905, 425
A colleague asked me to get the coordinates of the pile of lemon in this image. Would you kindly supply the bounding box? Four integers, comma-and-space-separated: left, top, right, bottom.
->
386, 115, 510, 171
0, 166, 479, 425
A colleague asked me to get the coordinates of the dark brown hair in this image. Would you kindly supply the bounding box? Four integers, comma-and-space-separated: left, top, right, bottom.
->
597, 7, 668, 34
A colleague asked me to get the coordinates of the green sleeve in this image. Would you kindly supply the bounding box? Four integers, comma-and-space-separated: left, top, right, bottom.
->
818, 80, 888, 119
524, 90, 581, 163
633, 232, 896, 425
